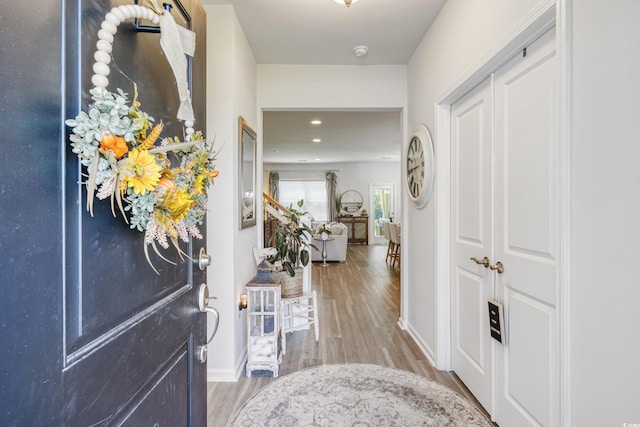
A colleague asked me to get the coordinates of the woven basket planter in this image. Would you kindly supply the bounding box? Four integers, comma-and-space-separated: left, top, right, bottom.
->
277, 268, 303, 299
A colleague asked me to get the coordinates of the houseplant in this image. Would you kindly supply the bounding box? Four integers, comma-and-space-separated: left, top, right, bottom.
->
266, 200, 319, 298
317, 223, 332, 240
267, 200, 316, 278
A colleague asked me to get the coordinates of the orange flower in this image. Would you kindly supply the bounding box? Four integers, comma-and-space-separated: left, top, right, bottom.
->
208, 170, 219, 179
100, 130, 128, 159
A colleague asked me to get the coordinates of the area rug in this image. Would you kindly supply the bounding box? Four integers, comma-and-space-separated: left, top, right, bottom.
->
230, 364, 492, 426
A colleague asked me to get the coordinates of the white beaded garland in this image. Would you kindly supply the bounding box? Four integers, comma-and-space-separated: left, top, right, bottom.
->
96, 40, 113, 54
141, 7, 154, 21
97, 29, 114, 44
91, 4, 196, 136
111, 7, 127, 22
91, 74, 109, 88
104, 12, 121, 26
93, 62, 110, 77
94, 50, 111, 65
101, 20, 118, 35
123, 5, 138, 18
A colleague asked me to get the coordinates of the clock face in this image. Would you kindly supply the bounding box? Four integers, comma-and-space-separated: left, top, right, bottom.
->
406, 125, 435, 208
406, 136, 425, 198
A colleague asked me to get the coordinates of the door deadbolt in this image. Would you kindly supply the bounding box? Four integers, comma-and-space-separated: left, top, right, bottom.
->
198, 247, 212, 270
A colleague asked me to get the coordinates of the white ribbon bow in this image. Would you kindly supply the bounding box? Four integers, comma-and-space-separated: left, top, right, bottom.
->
148, 0, 196, 123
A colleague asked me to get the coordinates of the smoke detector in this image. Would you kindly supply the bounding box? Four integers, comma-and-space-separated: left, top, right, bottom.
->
353, 45, 368, 57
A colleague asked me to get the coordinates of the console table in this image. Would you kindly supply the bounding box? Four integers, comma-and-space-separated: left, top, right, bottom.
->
338, 216, 368, 244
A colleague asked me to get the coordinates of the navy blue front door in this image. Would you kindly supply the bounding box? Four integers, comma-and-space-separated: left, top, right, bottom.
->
0, 1, 208, 425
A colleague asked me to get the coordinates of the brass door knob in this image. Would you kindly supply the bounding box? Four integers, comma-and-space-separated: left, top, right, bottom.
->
490, 261, 504, 274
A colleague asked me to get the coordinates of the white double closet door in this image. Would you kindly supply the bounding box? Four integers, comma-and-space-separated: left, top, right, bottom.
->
451, 29, 559, 426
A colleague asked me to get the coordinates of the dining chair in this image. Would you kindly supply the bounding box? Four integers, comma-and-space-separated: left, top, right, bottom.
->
383, 221, 395, 264
389, 222, 401, 270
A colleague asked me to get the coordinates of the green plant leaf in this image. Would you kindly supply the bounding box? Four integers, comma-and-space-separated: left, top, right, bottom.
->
300, 250, 309, 267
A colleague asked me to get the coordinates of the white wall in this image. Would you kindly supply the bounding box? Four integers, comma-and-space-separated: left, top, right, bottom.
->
258, 65, 407, 110
204, 4, 258, 381
406, 0, 543, 365
570, 1, 640, 424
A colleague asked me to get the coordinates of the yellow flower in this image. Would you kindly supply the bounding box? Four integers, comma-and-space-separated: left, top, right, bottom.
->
157, 187, 194, 220
118, 148, 161, 195
194, 173, 206, 195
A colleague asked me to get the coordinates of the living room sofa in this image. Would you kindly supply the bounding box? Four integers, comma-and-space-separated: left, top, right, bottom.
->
311, 222, 349, 263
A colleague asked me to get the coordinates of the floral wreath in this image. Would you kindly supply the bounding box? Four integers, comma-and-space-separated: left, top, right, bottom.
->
65, 1, 218, 273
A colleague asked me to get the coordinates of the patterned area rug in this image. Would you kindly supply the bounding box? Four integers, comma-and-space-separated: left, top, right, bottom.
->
230, 364, 493, 426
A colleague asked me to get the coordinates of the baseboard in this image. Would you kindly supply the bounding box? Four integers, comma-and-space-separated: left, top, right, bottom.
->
207, 352, 247, 382
405, 321, 437, 368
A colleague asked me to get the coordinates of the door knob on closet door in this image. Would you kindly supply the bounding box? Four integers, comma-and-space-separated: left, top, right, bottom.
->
470, 256, 490, 268
490, 261, 504, 274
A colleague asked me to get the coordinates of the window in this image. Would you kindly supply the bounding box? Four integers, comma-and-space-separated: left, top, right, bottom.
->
279, 180, 327, 222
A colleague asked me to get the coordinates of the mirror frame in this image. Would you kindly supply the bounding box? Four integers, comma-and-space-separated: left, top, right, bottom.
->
239, 116, 256, 229
340, 190, 364, 214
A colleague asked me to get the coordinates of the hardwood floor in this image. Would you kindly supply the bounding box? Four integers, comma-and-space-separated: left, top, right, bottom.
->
206, 245, 486, 426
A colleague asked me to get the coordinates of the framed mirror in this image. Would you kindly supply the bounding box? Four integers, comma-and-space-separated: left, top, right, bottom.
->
239, 116, 256, 229
340, 190, 363, 214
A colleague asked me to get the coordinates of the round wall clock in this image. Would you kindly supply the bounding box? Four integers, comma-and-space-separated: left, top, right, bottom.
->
405, 125, 435, 208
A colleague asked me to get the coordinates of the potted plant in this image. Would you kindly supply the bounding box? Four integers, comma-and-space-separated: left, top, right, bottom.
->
317, 223, 332, 240
267, 200, 317, 298
267, 200, 316, 277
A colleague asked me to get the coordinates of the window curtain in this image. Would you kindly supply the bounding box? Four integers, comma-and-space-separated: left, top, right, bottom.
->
268, 172, 279, 201
326, 172, 338, 222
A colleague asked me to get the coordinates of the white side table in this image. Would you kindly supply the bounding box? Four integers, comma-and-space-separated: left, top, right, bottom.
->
314, 235, 334, 267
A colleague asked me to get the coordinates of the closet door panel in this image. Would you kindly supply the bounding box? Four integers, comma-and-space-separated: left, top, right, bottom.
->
450, 78, 494, 414
494, 28, 559, 427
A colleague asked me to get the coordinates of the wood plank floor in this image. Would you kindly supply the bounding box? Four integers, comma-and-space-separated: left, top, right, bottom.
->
206, 245, 487, 426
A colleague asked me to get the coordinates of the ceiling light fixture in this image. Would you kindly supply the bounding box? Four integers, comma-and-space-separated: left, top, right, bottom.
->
353, 45, 368, 57
334, 0, 359, 7
310, 120, 322, 125
312, 138, 321, 143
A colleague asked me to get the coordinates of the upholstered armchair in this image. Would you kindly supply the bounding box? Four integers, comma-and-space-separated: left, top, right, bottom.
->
311, 222, 349, 263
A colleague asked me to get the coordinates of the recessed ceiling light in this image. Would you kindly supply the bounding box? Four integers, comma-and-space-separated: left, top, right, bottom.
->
315, 158, 321, 161
310, 120, 322, 125
312, 138, 321, 143
333, 0, 359, 6
297, 159, 308, 162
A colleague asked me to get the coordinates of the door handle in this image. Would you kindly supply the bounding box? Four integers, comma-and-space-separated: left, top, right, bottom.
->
197, 283, 220, 364
470, 256, 490, 268
490, 261, 504, 274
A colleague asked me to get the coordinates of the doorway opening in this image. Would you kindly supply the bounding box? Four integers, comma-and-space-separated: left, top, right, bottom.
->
369, 184, 395, 245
